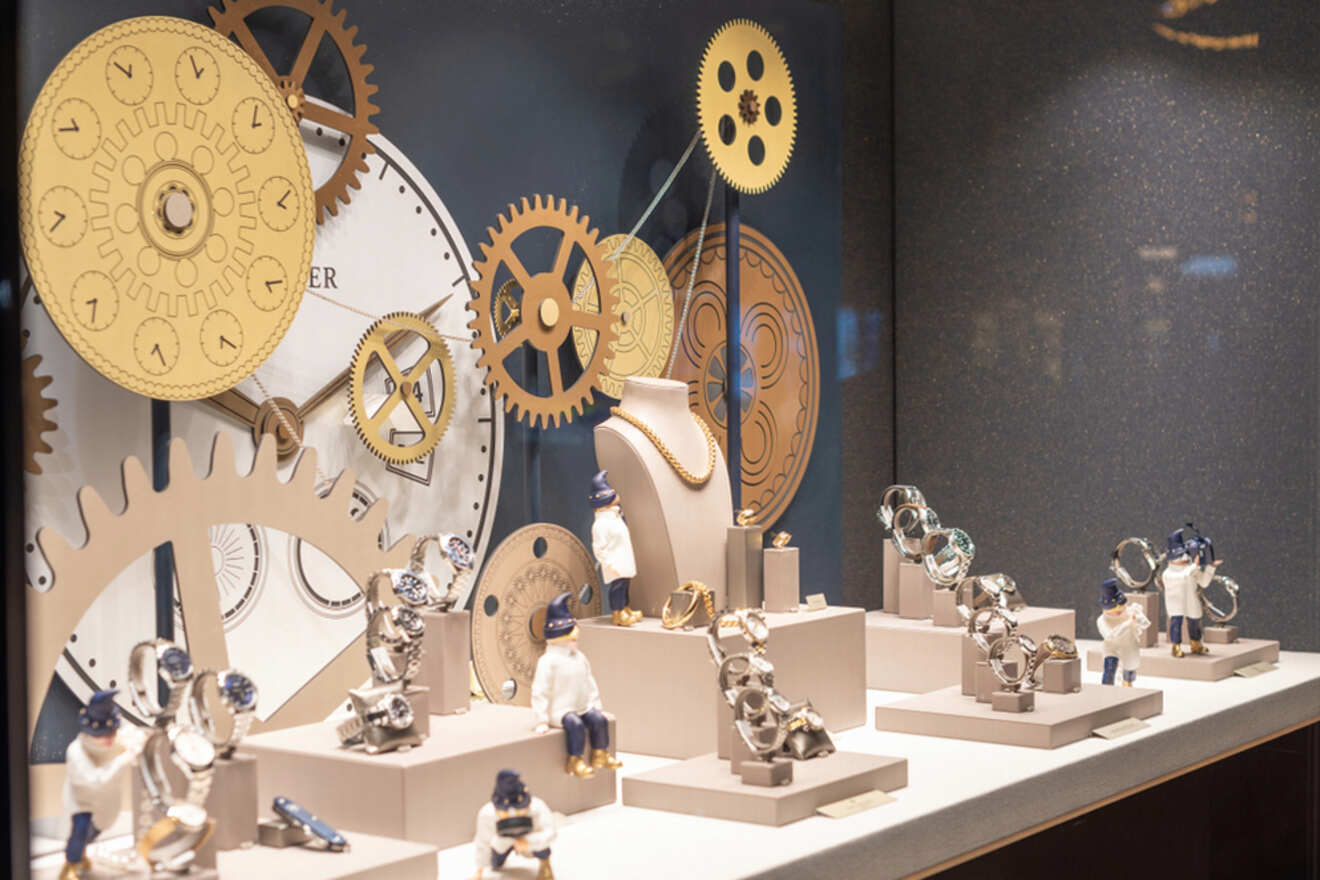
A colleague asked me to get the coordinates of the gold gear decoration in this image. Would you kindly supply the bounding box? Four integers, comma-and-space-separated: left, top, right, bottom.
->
472, 523, 603, 707
21, 347, 59, 475
697, 19, 797, 194
28, 432, 413, 742
18, 16, 316, 401
208, 0, 381, 222
571, 234, 675, 400
493, 278, 522, 338
467, 195, 620, 428
347, 312, 456, 465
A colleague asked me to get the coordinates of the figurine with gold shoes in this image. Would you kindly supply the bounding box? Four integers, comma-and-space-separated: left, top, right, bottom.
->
1097, 578, 1150, 686
590, 470, 641, 626
1162, 524, 1221, 658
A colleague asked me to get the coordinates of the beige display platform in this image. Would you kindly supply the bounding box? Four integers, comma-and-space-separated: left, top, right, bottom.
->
763, 547, 800, 612
417, 610, 470, 715
882, 539, 899, 612
594, 377, 734, 617
217, 832, 437, 880
238, 703, 616, 849
865, 606, 1076, 693
34, 863, 217, 880
1085, 634, 1279, 681
131, 752, 257, 869
727, 524, 764, 609
578, 606, 866, 758
874, 684, 1162, 749
622, 751, 908, 826
896, 562, 933, 619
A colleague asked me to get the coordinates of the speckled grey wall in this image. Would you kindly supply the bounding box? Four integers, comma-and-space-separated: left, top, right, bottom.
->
893, 2, 1320, 649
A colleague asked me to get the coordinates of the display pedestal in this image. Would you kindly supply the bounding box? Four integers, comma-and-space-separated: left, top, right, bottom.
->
1131, 591, 1160, 648
1085, 634, 1279, 681
35, 861, 218, 880
931, 589, 960, 627
1204, 624, 1240, 644
1042, 657, 1082, 694
882, 540, 899, 613
594, 378, 734, 616
217, 831, 437, 880
131, 752, 257, 869
896, 562, 932, 619
875, 684, 1162, 749
622, 751, 907, 826
865, 606, 1075, 693
763, 548, 800, 612
239, 703, 616, 849
990, 689, 1035, 713
416, 610, 470, 715
727, 524, 764, 609
578, 606, 866, 758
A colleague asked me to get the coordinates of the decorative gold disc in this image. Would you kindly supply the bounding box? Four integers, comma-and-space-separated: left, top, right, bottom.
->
663, 223, 819, 528
571, 234, 674, 400
18, 16, 315, 400
471, 523, 603, 707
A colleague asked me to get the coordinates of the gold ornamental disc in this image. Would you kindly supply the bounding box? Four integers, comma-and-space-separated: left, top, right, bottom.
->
471, 523, 603, 707
663, 224, 819, 528
18, 16, 315, 400
571, 234, 674, 400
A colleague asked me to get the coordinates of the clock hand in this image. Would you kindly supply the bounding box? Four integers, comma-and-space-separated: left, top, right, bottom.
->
202, 386, 303, 456
203, 387, 262, 429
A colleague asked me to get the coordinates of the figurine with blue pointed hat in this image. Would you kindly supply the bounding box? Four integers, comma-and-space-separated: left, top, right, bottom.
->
1161, 522, 1221, 658
590, 470, 641, 626
1096, 578, 1150, 686
531, 591, 623, 778
59, 690, 147, 880
469, 769, 556, 880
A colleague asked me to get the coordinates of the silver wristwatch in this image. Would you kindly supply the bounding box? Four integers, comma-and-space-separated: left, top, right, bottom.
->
129, 639, 195, 726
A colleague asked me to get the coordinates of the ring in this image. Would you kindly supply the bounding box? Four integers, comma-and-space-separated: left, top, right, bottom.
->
877, 485, 926, 532
187, 668, 258, 759
129, 639, 195, 725
890, 503, 940, 561
1198, 574, 1240, 623
662, 581, 715, 630
921, 527, 975, 586
735, 507, 757, 527
771, 531, 792, 549
1111, 537, 1163, 591
988, 631, 1037, 691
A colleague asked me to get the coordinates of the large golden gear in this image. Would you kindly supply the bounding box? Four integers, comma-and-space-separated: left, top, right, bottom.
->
571, 234, 675, 400
208, 0, 381, 222
22, 348, 59, 475
471, 523, 603, 707
697, 19, 797, 194
28, 432, 412, 742
663, 223, 819, 528
467, 195, 620, 428
347, 312, 456, 465
18, 16, 316, 401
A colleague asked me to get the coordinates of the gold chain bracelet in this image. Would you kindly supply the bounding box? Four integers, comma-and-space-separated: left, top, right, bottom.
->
609, 406, 717, 488
662, 581, 716, 629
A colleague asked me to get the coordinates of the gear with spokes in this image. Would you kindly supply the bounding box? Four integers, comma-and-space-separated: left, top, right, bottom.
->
696, 19, 798, 194
22, 347, 58, 475
467, 195, 620, 428
27, 432, 412, 742
209, 0, 381, 222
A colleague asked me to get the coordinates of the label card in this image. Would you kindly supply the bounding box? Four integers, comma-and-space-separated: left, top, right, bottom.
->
816, 789, 896, 818
1092, 717, 1150, 740
1233, 661, 1278, 678
804, 593, 828, 611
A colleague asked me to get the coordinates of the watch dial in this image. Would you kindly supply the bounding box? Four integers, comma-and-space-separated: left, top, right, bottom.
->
160, 647, 193, 680
392, 571, 429, 605
394, 607, 425, 639
443, 534, 474, 570
172, 727, 216, 768
385, 694, 413, 728
221, 672, 258, 712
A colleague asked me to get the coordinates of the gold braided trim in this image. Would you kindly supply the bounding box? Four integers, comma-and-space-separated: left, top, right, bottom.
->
609, 406, 717, 488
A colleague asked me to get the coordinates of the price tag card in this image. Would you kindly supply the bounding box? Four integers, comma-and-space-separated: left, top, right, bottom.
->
1092, 717, 1150, 740
816, 789, 896, 818
1233, 661, 1278, 678
804, 593, 828, 612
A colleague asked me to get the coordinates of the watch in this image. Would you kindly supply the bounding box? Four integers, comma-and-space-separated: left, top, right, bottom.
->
921, 527, 976, 587
889, 503, 940, 561
137, 802, 214, 873
336, 691, 416, 747
272, 795, 349, 852
988, 632, 1037, 692
877, 485, 926, 532
365, 604, 425, 688
137, 723, 218, 869
129, 639, 195, 725
188, 668, 258, 759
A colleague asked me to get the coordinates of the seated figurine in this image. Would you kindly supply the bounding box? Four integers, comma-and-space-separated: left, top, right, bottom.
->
60, 690, 146, 880
590, 471, 641, 626
1162, 525, 1221, 658
469, 769, 555, 880
531, 592, 623, 778
1097, 578, 1150, 687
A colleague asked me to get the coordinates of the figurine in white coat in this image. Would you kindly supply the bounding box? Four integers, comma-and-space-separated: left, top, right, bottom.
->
1162, 525, 1221, 658
60, 690, 146, 880
589, 470, 641, 626
469, 769, 556, 880
1097, 579, 1150, 686
531, 592, 622, 778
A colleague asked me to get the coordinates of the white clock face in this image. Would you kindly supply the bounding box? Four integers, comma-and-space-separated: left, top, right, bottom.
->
30, 107, 502, 727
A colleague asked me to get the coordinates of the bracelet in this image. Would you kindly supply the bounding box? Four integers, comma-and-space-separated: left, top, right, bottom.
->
661, 581, 715, 629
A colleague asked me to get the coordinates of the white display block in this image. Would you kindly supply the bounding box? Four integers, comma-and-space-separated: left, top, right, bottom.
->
578, 607, 867, 758
763, 548, 800, 613
865, 606, 1076, 693
218, 831, 437, 880
416, 610, 470, 715
882, 539, 899, 613
1085, 634, 1279, 681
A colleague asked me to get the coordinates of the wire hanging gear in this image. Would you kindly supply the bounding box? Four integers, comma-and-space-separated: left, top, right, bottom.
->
208, 0, 382, 221
347, 312, 456, 464
696, 19, 797, 194
467, 195, 620, 428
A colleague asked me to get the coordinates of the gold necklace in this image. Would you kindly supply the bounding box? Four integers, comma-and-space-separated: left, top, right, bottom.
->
609, 406, 717, 488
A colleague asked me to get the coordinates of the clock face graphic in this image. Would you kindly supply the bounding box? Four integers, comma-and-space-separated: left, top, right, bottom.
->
30, 112, 502, 726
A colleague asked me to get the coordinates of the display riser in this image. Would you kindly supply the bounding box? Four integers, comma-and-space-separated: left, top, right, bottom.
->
622, 752, 907, 826
416, 610, 470, 715
1085, 634, 1279, 681
238, 703, 615, 850
865, 606, 1076, 693
578, 606, 867, 759
874, 684, 1162, 749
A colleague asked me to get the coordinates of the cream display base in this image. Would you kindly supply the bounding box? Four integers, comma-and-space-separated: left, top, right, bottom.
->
217, 832, 437, 880
763, 547, 800, 613
1086, 635, 1279, 681
33, 865, 217, 880
238, 703, 616, 849
874, 684, 1162, 749
896, 562, 931, 619
417, 610, 470, 715
622, 752, 907, 826
578, 606, 866, 758
864, 606, 1076, 693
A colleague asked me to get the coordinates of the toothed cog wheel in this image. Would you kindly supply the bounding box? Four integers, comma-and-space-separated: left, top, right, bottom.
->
21, 348, 59, 475
697, 19, 797, 194
467, 195, 620, 428
209, 0, 381, 222
18, 16, 316, 400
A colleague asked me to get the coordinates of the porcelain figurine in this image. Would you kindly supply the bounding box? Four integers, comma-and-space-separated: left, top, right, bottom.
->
590, 470, 641, 626
531, 593, 622, 778
1097, 578, 1150, 686
1162, 524, 1220, 658
469, 770, 556, 880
